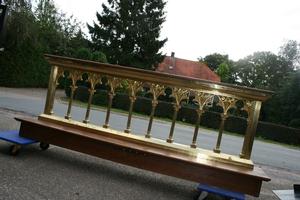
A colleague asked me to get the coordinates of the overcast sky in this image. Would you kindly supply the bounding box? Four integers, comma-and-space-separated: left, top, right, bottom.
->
55, 0, 300, 61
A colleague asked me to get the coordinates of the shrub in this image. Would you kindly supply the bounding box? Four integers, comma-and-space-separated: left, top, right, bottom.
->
225, 116, 247, 135
113, 93, 130, 110
200, 111, 221, 129
289, 119, 300, 129
91, 51, 107, 63
155, 101, 174, 119
257, 122, 300, 145
133, 97, 152, 115
178, 107, 198, 124
74, 86, 89, 102
0, 42, 50, 87
75, 48, 91, 60
92, 90, 108, 106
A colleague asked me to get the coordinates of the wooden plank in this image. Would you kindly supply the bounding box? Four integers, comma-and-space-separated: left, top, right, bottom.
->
16, 117, 270, 196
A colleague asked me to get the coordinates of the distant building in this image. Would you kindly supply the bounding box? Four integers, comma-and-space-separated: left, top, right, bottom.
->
156, 52, 220, 82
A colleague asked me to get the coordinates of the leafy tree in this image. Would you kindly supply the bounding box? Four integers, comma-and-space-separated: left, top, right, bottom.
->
0, 0, 50, 87
277, 70, 300, 125
216, 62, 230, 82
233, 52, 293, 91
34, 0, 87, 56
199, 53, 231, 71
91, 51, 107, 63
88, 0, 167, 70
75, 47, 92, 60
199, 53, 235, 83
279, 40, 300, 70
0, 0, 92, 87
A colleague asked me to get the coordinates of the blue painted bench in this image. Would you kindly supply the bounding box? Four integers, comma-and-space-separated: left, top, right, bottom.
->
195, 184, 245, 200
0, 130, 48, 155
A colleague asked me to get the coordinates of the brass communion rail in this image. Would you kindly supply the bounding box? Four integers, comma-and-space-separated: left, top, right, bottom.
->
43, 54, 272, 162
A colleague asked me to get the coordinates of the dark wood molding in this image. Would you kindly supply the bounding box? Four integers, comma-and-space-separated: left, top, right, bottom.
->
16, 117, 270, 197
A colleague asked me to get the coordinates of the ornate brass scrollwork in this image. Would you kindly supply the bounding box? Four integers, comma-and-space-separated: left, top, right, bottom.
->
124, 80, 143, 133
83, 73, 102, 124
103, 77, 122, 128
191, 91, 214, 148
166, 87, 189, 143
54, 67, 65, 86
213, 96, 237, 153
65, 70, 83, 120
145, 84, 166, 138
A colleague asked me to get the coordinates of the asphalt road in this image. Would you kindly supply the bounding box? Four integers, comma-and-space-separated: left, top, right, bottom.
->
1, 88, 300, 200
0, 88, 300, 172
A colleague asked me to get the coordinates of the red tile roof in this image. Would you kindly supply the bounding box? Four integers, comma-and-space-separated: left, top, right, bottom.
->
156, 56, 220, 82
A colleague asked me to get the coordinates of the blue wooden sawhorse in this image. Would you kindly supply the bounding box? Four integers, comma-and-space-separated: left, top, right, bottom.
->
0, 130, 49, 155
195, 184, 245, 200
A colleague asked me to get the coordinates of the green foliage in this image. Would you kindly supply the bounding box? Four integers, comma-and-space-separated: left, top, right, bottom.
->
92, 90, 108, 106
199, 53, 231, 71
216, 62, 231, 82
271, 70, 300, 125
88, 0, 167, 70
257, 122, 300, 146
0, 41, 50, 87
0, 0, 96, 88
279, 40, 300, 70
75, 48, 92, 60
233, 51, 293, 90
0, 0, 50, 87
74, 86, 90, 102
289, 119, 300, 129
91, 51, 107, 63
75, 87, 300, 145
34, 0, 88, 56
199, 53, 235, 83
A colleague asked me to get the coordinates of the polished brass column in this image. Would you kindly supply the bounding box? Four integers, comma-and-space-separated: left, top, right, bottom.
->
145, 100, 158, 138
124, 96, 136, 133
83, 73, 101, 124
103, 92, 114, 128
191, 92, 214, 148
44, 66, 64, 115
145, 84, 165, 138
103, 77, 121, 128
166, 104, 180, 143
213, 96, 236, 153
65, 70, 82, 120
213, 113, 228, 153
124, 80, 143, 133
166, 87, 189, 143
240, 101, 261, 159
191, 110, 203, 148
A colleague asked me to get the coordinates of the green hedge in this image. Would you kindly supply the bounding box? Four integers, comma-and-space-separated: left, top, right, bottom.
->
257, 122, 300, 145
66, 87, 300, 146
0, 42, 50, 87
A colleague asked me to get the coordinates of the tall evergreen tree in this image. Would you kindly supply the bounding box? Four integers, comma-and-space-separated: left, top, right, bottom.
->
88, 0, 167, 70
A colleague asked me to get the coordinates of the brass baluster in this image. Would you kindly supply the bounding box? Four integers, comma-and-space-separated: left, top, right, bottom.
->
83, 73, 102, 124
124, 80, 143, 133
103, 77, 122, 128
191, 92, 214, 148
213, 96, 237, 153
65, 70, 83, 120
44, 66, 64, 115
145, 84, 165, 138
240, 100, 261, 159
166, 87, 189, 143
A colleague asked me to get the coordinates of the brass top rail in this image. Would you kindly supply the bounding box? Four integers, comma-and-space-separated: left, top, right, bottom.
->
44, 54, 273, 101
